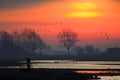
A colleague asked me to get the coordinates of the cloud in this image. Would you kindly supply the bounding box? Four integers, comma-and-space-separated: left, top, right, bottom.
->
0, 0, 57, 9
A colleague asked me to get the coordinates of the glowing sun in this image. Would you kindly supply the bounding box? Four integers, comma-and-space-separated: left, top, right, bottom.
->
68, 2, 102, 18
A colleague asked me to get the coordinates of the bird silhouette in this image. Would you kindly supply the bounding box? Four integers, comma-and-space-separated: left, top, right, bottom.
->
56, 21, 62, 25
94, 30, 110, 39
105, 33, 109, 39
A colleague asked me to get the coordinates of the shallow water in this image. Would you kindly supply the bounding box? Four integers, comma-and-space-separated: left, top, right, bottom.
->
31, 60, 120, 80
99, 76, 120, 80
1, 60, 120, 80
29, 60, 120, 69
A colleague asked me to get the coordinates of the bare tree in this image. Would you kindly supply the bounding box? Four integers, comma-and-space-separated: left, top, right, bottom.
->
57, 29, 79, 55
19, 28, 46, 53
12, 30, 20, 46
0, 29, 46, 58
0, 31, 13, 47
0, 31, 14, 56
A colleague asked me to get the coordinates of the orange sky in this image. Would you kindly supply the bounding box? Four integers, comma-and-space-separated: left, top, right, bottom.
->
0, 0, 120, 50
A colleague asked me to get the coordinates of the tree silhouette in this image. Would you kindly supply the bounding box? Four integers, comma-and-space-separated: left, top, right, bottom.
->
19, 28, 46, 53
85, 45, 97, 54
0, 31, 23, 57
0, 31, 13, 46
0, 28, 47, 58
57, 29, 79, 55
76, 46, 85, 55
12, 30, 20, 46
0, 31, 13, 55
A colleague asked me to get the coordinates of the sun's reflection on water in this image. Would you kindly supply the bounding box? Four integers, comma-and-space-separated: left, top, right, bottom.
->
75, 70, 120, 74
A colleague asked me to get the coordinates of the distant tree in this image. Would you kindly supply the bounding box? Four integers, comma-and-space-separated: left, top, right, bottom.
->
57, 29, 79, 55
76, 46, 85, 55
37, 38, 46, 54
37, 45, 52, 55
45, 46, 53, 54
0, 31, 15, 56
19, 28, 46, 53
0, 28, 47, 58
85, 45, 95, 54
0, 31, 13, 46
106, 47, 120, 54
95, 48, 100, 54
12, 30, 20, 46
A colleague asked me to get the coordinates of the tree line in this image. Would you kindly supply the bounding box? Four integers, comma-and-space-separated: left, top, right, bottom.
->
0, 28, 80, 57
0, 28, 46, 58
0, 28, 120, 60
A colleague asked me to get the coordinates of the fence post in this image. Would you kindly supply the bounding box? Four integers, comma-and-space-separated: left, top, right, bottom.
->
27, 58, 31, 70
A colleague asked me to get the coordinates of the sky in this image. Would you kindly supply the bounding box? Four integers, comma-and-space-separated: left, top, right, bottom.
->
0, 0, 120, 51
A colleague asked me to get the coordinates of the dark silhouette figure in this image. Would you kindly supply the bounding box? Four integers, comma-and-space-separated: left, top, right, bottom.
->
27, 58, 31, 70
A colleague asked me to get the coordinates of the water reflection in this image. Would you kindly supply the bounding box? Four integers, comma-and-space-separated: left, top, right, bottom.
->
0, 60, 120, 80
29, 60, 120, 69
1, 60, 120, 69
75, 70, 120, 74
100, 76, 120, 80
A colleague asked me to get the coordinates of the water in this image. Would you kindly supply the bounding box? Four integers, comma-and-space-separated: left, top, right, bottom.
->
2, 60, 120, 80
31, 60, 120, 80
30, 60, 120, 69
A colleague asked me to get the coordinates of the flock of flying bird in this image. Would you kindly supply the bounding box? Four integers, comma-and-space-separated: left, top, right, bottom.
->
93, 31, 110, 39
28, 22, 110, 40
38, 21, 110, 40
0, 22, 110, 39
